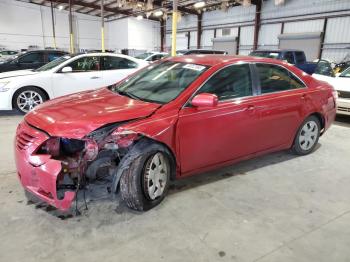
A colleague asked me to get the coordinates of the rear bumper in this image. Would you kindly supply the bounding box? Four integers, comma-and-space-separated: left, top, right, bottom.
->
15, 121, 75, 211
337, 98, 350, 116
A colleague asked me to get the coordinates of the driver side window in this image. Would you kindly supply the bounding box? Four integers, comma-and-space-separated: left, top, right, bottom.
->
67, 56, 100, 72
197, 64, 253, 101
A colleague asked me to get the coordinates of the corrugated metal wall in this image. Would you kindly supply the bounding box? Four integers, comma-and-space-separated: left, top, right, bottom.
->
283, 19, 324, 34
165, 0, 350, 62
239, 26, 255, 55
323, 16, 350, 62
258, 23, 282, 50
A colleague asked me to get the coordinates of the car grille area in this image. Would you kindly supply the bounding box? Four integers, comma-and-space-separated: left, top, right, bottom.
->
16, 131, 36, 150
15, 121, 49, 153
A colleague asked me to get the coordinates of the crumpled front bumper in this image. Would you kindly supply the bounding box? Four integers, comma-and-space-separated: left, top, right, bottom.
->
14, 121, 75, 211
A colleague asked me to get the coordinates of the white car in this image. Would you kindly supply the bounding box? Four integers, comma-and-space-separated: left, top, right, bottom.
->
313, 66, 350, 115
135, 52, 168, 62
0, 53, 148, 114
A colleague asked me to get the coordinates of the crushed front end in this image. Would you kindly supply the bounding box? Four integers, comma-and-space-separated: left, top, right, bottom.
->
15, 120, 139, 212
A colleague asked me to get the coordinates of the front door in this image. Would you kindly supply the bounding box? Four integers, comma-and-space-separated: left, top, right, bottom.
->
177, 63, 259, 175
52, 56, 104, 97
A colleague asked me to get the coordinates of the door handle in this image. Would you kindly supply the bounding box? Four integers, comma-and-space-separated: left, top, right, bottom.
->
301, 94, 307, 100
90, 76, 100, 79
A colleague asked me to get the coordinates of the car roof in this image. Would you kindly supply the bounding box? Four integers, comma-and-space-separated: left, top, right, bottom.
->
252, 49, 303, 53
25, 50, 67, 53
167, 55, 289, 67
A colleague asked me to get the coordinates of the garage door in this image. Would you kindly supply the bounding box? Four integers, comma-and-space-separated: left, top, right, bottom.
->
212, 36, 237, 55
278, 32, 322, 61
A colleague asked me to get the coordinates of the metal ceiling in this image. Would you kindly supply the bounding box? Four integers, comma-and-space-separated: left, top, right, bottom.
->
16, 0, 261, 21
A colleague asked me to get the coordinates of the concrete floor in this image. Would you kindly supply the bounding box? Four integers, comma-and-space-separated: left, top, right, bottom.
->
1, 112, 350, 262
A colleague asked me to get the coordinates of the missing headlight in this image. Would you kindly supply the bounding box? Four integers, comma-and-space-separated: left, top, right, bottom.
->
60, 138, 85, 155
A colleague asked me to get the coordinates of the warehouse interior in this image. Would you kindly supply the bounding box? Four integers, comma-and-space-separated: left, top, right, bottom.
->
1, 0, 350, 261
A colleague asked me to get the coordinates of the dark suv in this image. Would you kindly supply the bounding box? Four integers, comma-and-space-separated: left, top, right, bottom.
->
0, 50, 68, 73
177, 49, 228, 55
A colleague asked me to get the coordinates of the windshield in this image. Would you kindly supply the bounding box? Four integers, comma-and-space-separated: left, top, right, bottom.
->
340, 67, 350, 78
135, 52, 153, 60
35, 55, 71, 71
113, 61, 208, 104
250, 51, 280, 59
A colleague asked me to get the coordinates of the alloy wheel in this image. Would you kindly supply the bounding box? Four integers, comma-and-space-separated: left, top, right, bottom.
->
16, 90, 43, 113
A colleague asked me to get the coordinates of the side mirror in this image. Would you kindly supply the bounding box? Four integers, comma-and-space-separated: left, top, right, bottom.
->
61, 66, 72, 73
191, 93, 218, 108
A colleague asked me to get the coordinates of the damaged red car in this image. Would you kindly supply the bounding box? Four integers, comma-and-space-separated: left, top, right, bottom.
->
15, 55, 337, 212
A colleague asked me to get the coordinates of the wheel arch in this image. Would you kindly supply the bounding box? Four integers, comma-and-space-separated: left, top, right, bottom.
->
11, 85, 50, 108
111, 135, 178, 194
139, 136, 178, 181
308, 112, 325, 134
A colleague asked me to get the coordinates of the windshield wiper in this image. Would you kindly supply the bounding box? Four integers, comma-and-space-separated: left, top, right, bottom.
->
116, 90, 141, 100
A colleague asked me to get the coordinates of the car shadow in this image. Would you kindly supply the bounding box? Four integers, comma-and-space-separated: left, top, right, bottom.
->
335, 115, 350, 127
0, 110, 21, 116
29, 144, 323, 220
167, 146, 322, 195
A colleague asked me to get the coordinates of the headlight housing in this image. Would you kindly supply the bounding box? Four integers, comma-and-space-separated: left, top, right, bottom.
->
0, 81, 10, 92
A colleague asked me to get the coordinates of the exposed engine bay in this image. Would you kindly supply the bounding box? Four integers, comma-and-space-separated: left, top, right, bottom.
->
34, 122, 141, 213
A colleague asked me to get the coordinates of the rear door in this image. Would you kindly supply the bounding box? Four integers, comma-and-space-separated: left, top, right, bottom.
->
101, 55, 139, 86
177, 63, 260, 175
51, 55, 104, 97
249, 63, 308, 151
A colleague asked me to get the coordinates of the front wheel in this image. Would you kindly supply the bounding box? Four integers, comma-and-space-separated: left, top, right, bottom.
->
292, 115, 321, 155
13, 87, 47, 114
118, 140, 173, 211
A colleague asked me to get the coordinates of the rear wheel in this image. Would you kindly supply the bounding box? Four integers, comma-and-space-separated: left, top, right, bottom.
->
13, 87, 47, 114
292, 115, 320, 155
119, 140, 172, 211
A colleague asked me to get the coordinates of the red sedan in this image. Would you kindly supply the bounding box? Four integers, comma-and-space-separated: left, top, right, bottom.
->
15, 55, 336, 212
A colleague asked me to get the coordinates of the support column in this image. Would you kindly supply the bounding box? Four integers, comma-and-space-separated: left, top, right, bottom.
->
69, 0, 74, 53
171, 0, 178, 56
50, 0, 57, 49
101, 0, 105, 52
160, 19, 165, 52
253, 0, 261, 51
197, 12, 202, 49
319, 18, 328, 59
236, 26, 241, 55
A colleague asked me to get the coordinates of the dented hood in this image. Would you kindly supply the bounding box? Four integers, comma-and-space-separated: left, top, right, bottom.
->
25, 88, 160, 138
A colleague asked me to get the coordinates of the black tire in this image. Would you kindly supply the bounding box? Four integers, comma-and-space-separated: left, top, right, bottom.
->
118, 139, 174, 211
292, 115, 321, 155
13, 86, 48, 114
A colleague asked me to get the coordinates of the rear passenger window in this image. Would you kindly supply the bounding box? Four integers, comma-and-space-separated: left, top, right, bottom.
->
198, 64, 252, 100
101, 56, 137, 70
256, 64, 305, 94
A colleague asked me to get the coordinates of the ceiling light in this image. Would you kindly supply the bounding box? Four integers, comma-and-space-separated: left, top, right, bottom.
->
136, 15, 143, 20
193, 1, 205, 8
58, 5, 64, 10
154, 10, 163, 17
